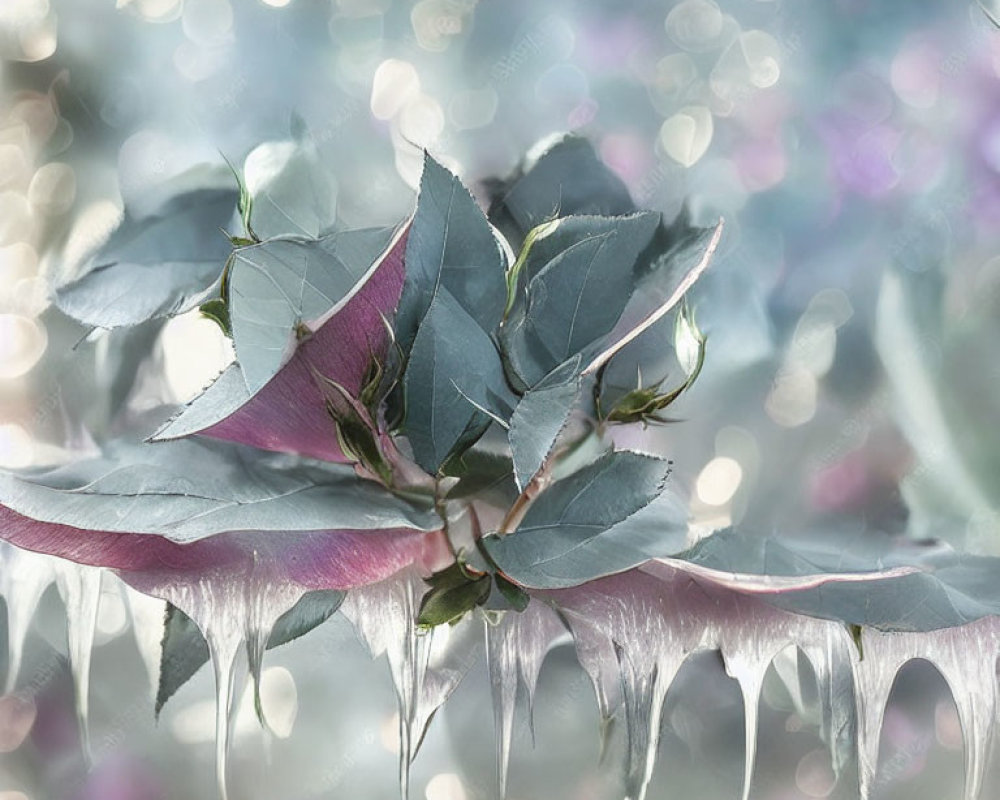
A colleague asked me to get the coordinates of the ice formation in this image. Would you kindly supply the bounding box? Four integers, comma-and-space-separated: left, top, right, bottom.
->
3, 545, 1000, 800
51, 559, 102, 764
123, 556, 307, 800
0, 541, 54, 696
485, 598, 567, 795
341, 569, 483, 799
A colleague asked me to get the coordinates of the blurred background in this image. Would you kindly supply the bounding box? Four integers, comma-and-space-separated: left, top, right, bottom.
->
2, 0, 1000, 797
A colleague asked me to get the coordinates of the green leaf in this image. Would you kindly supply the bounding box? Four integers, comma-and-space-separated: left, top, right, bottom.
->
221, 153, 257, 243
0, 437, 438, 543
508, 355, 583, 491
156, 604, 209, 718
500, 213, 660, 389
395, 153, 508, 355
847, 624, 865, 661
402, 289, 513, 474
267, 590, 345, 648
673, 528, 1000, 632
228, 226, 399, 394
393, 155, 516, 471
502, 218, 560, 320
443, 449, 518, 503
156, 590, 344, 717
242, 133, 336, 240
599, 305, 705, 426
56, 187, 238, 328
418, 563, 491, 627
674, 301, 705, 379
484, 451, 684, 589
487, 135, 636, 246
199, 298, 232, 337
494, 574, 530, 612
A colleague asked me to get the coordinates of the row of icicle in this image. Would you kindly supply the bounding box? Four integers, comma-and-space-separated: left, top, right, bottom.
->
1, 541, 998, 800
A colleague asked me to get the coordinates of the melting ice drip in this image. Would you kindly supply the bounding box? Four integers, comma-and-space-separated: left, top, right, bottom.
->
4, 546, 1000, 800
341, 569, 481, 800
124, 556, 308, 800
0, 543, 103, 763
549, 560, 999, 800
485, 598, 568, 796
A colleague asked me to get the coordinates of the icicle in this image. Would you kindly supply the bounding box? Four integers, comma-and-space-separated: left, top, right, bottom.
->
486, 618, 517, 799
799, 627, 856, 778
124, 557, 306, 800
558, 605, 621, 760
52, 559, 102, 765
851, 630, 905, 800
552, 561, 850, 800
484, 599, 565, 797
0, 542, 54, 694
208, 625, 242, 800
853, 618, 1000, 800
720, 649, 769, 800
617, 643, 682, 800
411, 612, 483, 750
553, 570, 688, 800
341, 570, 429, 800
121, 582, 169, 701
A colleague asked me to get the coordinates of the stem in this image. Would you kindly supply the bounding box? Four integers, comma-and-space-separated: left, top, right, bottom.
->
433, 478, 458, 560
497, 444, 564, 534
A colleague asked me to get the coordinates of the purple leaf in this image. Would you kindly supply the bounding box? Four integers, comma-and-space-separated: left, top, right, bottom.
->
155, 225, 409, 462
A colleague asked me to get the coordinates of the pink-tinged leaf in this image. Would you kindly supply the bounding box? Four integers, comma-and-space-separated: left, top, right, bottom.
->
0, 503, 436, 591
154, 224, 409, 463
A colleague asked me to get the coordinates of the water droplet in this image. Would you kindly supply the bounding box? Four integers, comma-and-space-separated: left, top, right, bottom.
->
397, 95, 446, 148
27, 162, 75, 216
710, 31, 781, 106
133, 0, 183, 23
424, 772, 467, 800
0, 425, 33, 469
171, 699, 218, 744
0, 193, 36, 246
648, 53, 699, 116
765, 367, 817, 428
379, 712, 401, 754
796, 747, 837, 798
411, 0, 464, 52
0, 315, 47, 379
118, 129, 181, 206
0, 694, 37, 753
659, 106, 713, 167
371, 60, 422, 121
789, 314, 837, 378
665, 0, 724, 52
695, 456, 743, 506
8, 95, 58, 143
256, 667, 297, 740
0, 145, 31, 191
17, 11, 57, 62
